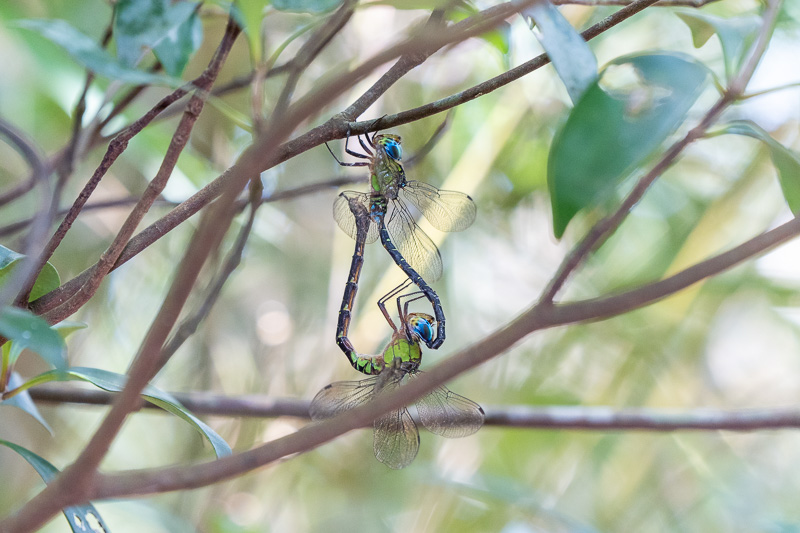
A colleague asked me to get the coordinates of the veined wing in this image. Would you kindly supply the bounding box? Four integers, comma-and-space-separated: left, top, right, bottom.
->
374, 407, 420, 469
401, 181, 476, 232
385, 200, 443, 282
309, 377, 379, 420
413, 374, 484, 438
333, 192, 379, 244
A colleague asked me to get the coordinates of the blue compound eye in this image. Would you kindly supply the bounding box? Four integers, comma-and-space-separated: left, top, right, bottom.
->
384, 140, 402, 161
410, 316, 433, 344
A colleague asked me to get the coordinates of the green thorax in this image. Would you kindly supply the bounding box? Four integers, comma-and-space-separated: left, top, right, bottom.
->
382, 334, 422, 370
349, 332, 422, 376
369, 134, 405, 199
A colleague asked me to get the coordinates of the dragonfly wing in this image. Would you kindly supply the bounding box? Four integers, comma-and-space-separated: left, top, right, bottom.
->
413, 374, 485, 438
401, 181, 477, 232
333, 192, 379, 244
373, 407, 420, 469
309, 377, 379, 420
386, 201, 443, 282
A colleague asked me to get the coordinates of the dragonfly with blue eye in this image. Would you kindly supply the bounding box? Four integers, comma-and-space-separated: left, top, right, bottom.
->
327, 129, 476, 349
312, 278, 484, 470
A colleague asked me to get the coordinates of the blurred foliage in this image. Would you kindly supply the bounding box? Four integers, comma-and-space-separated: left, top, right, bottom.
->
1, 0, 800, 532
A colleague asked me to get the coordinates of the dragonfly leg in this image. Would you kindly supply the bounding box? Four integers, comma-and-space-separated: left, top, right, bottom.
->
397, 290, 428, 320
344, 128, 372, 159
377, 278, 414, 333
326, 141, 368, 167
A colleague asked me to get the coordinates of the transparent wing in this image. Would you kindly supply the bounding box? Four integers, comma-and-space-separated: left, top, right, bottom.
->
333, 191, 379, 244
401, 181, 477, 232
374, 407, 420, 469
309, 377, 379, 420
412, 373, 484, 438
385, 200, 443, 282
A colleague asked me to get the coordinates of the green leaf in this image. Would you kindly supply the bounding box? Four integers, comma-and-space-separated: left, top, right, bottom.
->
0, 307, 66, 370
272, 0, 344, 13
233, 0, 268, 64
522, 1, 597, 104
31, 367, 232, 458
548, 53, 709, 238
0, 439, 110, 533
15, 18, 180, 86
0, 244, 61, 302
153, 8, 203, 76
2, 372, 53, 434
676, 11, 760, 81
114, 0, 198, 67
52, 321, 89, 341
722, 120, 800, 214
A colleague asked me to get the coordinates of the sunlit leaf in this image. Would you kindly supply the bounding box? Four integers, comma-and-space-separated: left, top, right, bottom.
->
233, 0, 268, 64
52, 321, 89, 341
1, 372, 53, 434
0, 439, 110, 533
153, 7, 203, 76
114, 0, 198, 67
28, 367, 232, 458
0, 244, 61, 302
272, 0, 344, 13
15, 18, 179, 86
523, 1, 597, 104
549, 53, 709, 238
676, 10, 760, 81
0, 307, 66, 370
722, 120, 800, 214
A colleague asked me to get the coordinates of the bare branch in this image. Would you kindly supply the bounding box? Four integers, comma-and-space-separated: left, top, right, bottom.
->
29, 385, 800, 432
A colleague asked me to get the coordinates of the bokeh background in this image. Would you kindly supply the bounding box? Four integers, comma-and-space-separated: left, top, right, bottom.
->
2, 0, 800, 531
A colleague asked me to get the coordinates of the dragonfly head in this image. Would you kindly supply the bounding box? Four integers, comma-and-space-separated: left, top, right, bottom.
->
406, 312, 435, 345
375, 134, 402, 161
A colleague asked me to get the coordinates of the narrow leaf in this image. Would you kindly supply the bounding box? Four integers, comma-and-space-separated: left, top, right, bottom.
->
548, 53, 709, 238
523, 1, 597, 104
0, 307, 66, 370
16, 18, 179, 86
0, 439, 110, 533
676, 11, 760, 81
722, 120, 800, 214
114, 0, 197, 67
0, 244, 61, 302
153, 8, 203, 76
1, 372, 53, 434
30, 367, 232, 458
233, 0, 268, 64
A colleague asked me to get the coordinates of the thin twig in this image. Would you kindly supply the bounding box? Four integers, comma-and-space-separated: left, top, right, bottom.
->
40, 21, 243, 325
0, 120, 52, 310
28, 385, 800, 432
156, 179, 263, 372
272, 0, 358, 119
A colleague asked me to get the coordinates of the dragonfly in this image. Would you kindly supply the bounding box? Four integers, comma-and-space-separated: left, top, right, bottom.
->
328, 129, 476, 349
336, 194, 439, 376
311, 280, 485, 470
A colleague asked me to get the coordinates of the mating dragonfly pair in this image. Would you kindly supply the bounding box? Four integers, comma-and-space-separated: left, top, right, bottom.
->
309, 130, 484, 469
